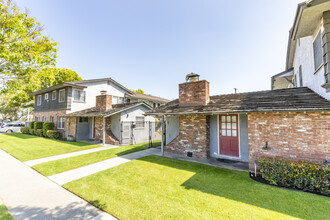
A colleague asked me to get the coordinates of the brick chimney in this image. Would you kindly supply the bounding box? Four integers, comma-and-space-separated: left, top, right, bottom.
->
96, 90, 112, 111
179, 73, 210, 106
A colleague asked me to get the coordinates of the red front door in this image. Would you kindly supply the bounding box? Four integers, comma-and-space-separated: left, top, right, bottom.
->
219, 114, 239, 157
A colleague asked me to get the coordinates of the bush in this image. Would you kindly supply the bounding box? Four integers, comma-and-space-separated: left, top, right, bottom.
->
29, 128, 34, 135
34, 121, 44, 134
29, 121, 35, 129
46, 130, 61, 139
259, 158, 330, 196
43, 122, 55, 137
20, 127, 29, 134
36, 129, 43, 137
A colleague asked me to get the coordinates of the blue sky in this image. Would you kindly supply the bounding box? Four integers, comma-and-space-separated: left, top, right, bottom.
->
15, 0, 302, 100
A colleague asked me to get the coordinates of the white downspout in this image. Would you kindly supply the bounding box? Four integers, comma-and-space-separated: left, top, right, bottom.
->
161, 116, 165, 156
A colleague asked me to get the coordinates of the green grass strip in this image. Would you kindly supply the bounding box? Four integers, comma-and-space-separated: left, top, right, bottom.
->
33, 141, 161, 176
64, 155, 330, 220
0, 133, 100, 161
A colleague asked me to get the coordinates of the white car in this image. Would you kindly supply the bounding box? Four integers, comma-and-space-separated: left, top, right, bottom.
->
0, 122, 26, 133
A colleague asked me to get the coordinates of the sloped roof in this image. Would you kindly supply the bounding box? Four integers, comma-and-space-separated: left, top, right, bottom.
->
65, 102, 152, 117
29, 83, 87, 96
127, 92, 170, 103
146, 87, 330, 115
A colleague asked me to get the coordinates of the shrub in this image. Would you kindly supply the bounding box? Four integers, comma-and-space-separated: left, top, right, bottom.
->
43, 122, 55, 137
34, 121, 44, 134
29, 121, 35, 129
29, 128, 34, 135
20, 127, 29, 134
259, 158, 330, 196
36, 129, 43, 137
46, 130, 61, 139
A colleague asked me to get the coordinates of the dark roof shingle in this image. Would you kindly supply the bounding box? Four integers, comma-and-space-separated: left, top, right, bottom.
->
146, 87, 330, 115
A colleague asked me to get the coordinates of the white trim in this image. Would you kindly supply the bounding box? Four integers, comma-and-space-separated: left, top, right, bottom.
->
59, 89, 65, 103
217, 113, 241, 160
312, 28, 323, 71
52, 91, 57, 100
37, 95, 42, 106
44, 93, 49, 100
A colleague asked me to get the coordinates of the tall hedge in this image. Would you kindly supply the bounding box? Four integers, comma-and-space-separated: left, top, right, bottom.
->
259, 158, 330, 196
29, 121, 35, 135
43, 122, 55, 137
34, 121, 44, 134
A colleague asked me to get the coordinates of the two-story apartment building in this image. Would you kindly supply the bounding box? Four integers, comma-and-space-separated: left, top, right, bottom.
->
271, 0, 330, 100
29, 78, 169, 144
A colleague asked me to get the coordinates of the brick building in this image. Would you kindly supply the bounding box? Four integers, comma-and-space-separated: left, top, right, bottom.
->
147, 74, 330, 174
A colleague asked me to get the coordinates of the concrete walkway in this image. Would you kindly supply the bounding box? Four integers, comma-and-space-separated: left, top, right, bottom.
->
0, 149, 116, 220
25, 145, 118, 166
49, 148, 161, 185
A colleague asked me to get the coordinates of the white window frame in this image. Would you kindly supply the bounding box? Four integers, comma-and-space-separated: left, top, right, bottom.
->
73, 89, 86, 102
58, 117, 65, 129
52, 91, 57, 100
44, 93, 49, 100
312, 29, 323, 72
59, 89, 65, 103
50, 116, 54, 122
37, 95, 42, 106
136, 116, 145, 128
112, 96, 118, 104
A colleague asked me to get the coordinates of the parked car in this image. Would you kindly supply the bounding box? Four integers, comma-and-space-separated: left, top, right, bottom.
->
0, 122, 26, 133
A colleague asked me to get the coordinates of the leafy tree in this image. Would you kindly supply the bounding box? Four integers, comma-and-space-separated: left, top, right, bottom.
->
1, 68, 83, 109
0, 0, 57, 78
131, 89, 145, 94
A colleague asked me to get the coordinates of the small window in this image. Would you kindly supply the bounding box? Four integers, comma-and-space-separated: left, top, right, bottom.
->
136, 116, 145, 128
42, 116, 46, 122
58, 117, 65, 129
59, 89, 65, 102
50, 116, 54, 122
37, 95, 42, 106
45, 93, 49, 100
73, 89, 86, 102
52, 91, 57, 100
112, 96, 118, 104
79, 117, 89, 123
313, 31, 323, 71
118, 97, 124, 104
35, 117, 39, 121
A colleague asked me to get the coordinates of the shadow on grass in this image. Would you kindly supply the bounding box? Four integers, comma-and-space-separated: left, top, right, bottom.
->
137, 156, 330, 220
115, 142, 161, 157
2, 133, 97, 148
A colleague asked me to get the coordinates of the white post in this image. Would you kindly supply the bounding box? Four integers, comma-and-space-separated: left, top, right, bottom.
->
161, 116, 165, 156
103, 117, 106, 145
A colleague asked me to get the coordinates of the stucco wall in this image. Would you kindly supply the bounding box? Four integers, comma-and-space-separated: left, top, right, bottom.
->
165, 115, 179, 145
120, 105, 155, 122
69, 81, 127, 113
110, 113, 121, 140
293, 30, 329, 100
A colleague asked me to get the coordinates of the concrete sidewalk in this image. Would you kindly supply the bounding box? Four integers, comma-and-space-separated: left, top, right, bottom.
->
25, 145, 118, 167
49, 148, 161, 185
0, 149, 115, 220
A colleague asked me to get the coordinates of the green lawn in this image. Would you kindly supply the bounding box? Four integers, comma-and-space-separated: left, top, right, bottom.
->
33, 140, 161, 176
64, 155, 330, 220
0, 205, 13, 220
0, 133, 100, 161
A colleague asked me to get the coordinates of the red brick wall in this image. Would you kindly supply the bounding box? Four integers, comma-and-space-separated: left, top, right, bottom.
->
94, 116, 119, 144
65, 117, 77, 140
248, 112, 330, 172
96, 95, 112, 111
166, 115, 210, 158
33, 110, 67, 129
179, 80, 210, 106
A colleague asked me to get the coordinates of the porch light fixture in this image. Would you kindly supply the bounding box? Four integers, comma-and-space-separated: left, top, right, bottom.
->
100, 90, 107, 95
